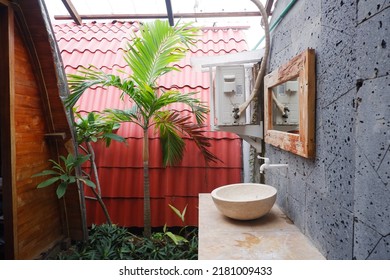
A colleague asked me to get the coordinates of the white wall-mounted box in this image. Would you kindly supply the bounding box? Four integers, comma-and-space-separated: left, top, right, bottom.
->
214, 65, 246, 126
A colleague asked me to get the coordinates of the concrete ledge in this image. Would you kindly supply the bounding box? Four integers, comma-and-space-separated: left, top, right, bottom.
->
199, 193, 325, 260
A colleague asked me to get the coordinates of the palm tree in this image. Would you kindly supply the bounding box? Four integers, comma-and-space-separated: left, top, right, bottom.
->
65, 20, 220, 237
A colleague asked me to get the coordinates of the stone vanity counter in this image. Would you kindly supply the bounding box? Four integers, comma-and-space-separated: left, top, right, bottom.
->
198, 193, 325, 260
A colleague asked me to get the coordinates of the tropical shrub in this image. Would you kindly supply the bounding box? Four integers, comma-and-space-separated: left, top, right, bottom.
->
32, 153, 95, 198
56, 224, 198, 260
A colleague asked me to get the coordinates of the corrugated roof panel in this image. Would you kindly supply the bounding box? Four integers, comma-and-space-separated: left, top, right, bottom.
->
57, 37, 128, 54
75, 87, 130, 112
55, 21, 247, 228
86, 196, 201, 227
158, 69, 211, 89
85, 165, 242, 227
61, 49, 128, 70
87, 136, 241, 169
84, 164, 242, 198
193, 39, 248, 53
198, 27, 246, 42
54, 21, 138, 36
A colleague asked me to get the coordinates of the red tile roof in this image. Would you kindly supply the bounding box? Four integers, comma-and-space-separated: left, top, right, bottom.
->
54, 21, 247, 227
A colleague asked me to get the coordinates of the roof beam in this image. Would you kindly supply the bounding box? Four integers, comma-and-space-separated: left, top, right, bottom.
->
165, 0, 174, 26
54, 11, 262, 21
61, 0, 82, 25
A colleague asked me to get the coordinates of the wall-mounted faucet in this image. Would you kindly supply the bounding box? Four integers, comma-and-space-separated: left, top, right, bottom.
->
258, 155, 289, 174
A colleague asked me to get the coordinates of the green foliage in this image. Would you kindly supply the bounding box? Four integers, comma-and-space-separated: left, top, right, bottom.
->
161, 224, 188, 246
55, 204, 197, 260
166, 203, 191, 239
55, 224, 198, 260
74, 111, 125, 147
169, 203, 187, 224
65, 67, 135, 109
32, 154, 95, 198
123, 20, 198, 88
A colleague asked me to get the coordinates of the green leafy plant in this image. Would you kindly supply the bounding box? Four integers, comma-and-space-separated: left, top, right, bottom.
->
160, 223, 188, 246
55, 203, 197, 260
74, 111, 126, 225
74, 110, 125, 147
165, 204, 191, 242
32, 154, 95, 198
55, 224, 198, 260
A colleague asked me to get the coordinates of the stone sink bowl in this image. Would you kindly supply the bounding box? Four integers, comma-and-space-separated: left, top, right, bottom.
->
211, 183, 277, 220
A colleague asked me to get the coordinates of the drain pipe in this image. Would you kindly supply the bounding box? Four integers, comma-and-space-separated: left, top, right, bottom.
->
235, 0, 270, 118
252, 0, 298, 50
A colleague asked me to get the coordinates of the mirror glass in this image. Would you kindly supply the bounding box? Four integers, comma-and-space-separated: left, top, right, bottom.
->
271, 77, 299, 133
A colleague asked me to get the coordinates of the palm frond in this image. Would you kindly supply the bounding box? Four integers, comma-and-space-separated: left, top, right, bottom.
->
154, 111, 221, 166
104, 107, 143, 128
124, 20, 198, 88
65, 66, 135, 109
154, 111, 186, 166
150, 90, 209, 124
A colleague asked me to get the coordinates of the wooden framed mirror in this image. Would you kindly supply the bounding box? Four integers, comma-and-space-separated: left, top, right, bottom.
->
264, 48, 316, 158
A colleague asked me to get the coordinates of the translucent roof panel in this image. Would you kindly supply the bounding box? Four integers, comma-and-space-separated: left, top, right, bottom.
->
44, 0, 269, 49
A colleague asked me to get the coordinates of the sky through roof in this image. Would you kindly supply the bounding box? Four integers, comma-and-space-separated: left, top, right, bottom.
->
44, 0, 269, 49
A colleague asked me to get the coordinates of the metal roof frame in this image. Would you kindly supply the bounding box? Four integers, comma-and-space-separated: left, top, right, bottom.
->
58, 0, 275, 25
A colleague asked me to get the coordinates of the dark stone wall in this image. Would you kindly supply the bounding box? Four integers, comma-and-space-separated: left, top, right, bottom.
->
264, 0, 389, 259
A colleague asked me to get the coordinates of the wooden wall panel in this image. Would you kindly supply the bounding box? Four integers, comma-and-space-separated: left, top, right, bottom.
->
0, 0, 84, 259
13, 24, 65, 259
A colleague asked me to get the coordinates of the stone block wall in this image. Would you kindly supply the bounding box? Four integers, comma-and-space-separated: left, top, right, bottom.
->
263, 0, 389, 259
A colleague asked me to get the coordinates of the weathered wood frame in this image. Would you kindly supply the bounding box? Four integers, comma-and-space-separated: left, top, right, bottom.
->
264, 49, 316, 158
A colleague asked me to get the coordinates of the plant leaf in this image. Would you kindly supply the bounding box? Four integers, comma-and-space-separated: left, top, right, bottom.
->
49, 159, 65, 173
165, 232, 188, 245
74, 154, 91, 167
56, 182, 67, 198
163, 224, 167, 233
165, 231, 179, 245
37, 177, 60, 189
60, 174, 70, 181
104, 133, 125, 143
79, 178, 96, 188
87, 111, 96, 123
181, 205, 187, 222
31, 169, 59, 177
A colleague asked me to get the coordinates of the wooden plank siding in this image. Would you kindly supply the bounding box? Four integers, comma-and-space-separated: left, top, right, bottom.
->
0, 0, 85, 259
12, 21, 64, 260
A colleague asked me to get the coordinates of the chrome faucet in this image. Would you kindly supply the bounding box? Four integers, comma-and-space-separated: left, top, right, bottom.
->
258, 155, 289, 174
